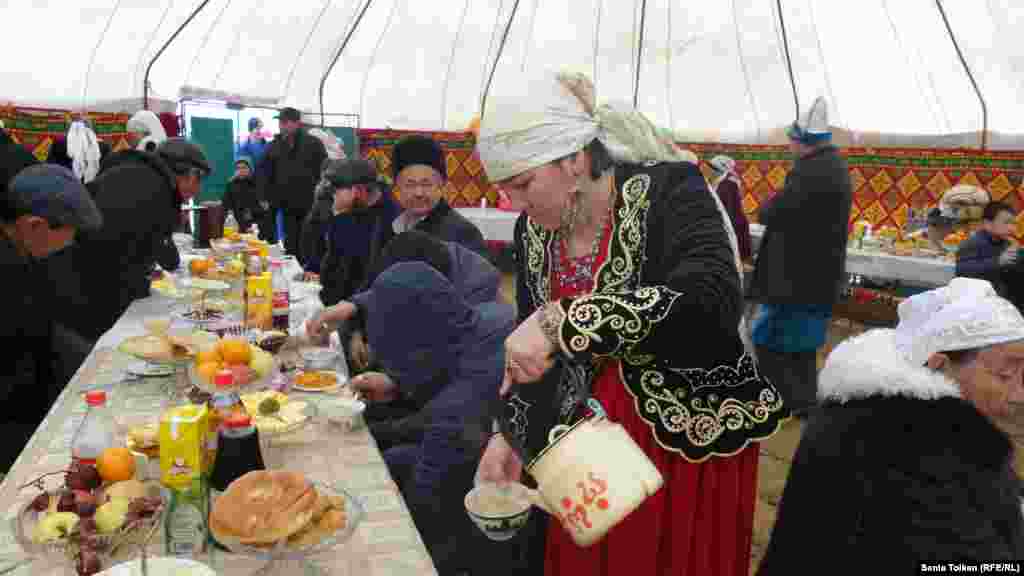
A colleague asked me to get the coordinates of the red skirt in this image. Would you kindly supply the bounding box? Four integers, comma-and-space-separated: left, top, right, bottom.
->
543, 364, 759, 576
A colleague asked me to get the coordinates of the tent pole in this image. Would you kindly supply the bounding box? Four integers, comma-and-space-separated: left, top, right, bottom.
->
633, 0, 647, 109
935, 0, 988, 150
144, 0, 213, 111
775, 0, 799, 122
319, 0, 375, 128
480, 0, 523, 118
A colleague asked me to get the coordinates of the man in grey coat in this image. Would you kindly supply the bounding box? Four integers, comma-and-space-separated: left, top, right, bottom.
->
748, 97, 853, 417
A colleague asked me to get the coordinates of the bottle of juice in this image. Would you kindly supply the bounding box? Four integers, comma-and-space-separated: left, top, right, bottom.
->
160, 404, 212, 557
223, 211, 238, 239
71, 391, 115, 467
270, 261, 290, 333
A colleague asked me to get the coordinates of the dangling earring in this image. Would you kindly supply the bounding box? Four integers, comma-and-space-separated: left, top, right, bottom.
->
559, 186, 582, 234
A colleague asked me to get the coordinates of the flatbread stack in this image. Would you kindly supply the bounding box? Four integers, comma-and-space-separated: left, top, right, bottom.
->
209, 471, 346, 549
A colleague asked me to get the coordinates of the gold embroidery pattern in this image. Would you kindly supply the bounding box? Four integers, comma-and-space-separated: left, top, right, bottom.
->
622, 354, 786, 461
522, 219, 554, 313
563, 286, 680, 357
593, 173, 650, 294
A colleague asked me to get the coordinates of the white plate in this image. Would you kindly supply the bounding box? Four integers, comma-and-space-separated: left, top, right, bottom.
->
292, 371, 347, 393
177, 277, 231, 292
98, 557, 216, 576
124, 361, 177, 378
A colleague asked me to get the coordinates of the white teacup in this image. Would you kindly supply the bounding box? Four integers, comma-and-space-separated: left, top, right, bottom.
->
523, 399, 664, 548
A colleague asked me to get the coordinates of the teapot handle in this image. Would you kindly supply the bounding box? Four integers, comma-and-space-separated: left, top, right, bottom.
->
524, 487, 553, 514
547, 425, 571, 445
546, 398, 608, 444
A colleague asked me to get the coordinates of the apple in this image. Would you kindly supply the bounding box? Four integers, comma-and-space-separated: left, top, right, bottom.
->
229, 364, 255, 386
33, 512, 80, 543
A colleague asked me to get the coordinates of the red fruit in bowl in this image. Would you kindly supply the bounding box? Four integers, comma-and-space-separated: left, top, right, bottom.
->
229, 364, 255, 386
57, 492, 75, 513
66, 463, 101, 491
74, 491, 98, 517
29, 493, 50, 512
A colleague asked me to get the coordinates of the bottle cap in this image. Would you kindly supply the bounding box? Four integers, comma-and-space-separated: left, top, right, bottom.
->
223, 413, 253, 429
214, 370, 235, 388
84, 390, 107, 406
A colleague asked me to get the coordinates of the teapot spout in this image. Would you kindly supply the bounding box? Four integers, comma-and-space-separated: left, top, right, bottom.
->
525, 488, 553, 515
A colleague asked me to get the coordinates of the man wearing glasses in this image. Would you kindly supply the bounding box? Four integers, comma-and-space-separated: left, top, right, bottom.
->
388, 135, 487, 257
50, 137, 212, 341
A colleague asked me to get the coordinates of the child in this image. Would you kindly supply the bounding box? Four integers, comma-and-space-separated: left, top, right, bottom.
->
222, 157, 272, 241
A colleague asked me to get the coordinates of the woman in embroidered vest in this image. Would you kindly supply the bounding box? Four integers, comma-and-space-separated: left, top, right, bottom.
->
758, 277, 1024, 573
474, 70, 788, 575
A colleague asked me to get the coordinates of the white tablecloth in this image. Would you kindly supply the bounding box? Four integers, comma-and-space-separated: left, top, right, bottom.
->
456, 208, 518, 243
749, 223, 954, 287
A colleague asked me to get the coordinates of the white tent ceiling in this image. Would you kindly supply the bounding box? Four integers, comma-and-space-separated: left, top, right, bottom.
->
2, 0, 1022, 145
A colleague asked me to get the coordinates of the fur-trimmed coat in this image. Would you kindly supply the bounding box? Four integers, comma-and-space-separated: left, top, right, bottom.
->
757, 329, 1024, 574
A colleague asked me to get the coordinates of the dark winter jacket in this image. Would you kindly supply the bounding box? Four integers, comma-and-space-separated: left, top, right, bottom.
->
351, 260, 514, 572
222, 175, 271, 235
361, 241, 503, 450
258, 129, 326, 216
49, 150, 180, 340
749, 145, 853, 308
383, 199, 488, 259
758, 329, 1024, 574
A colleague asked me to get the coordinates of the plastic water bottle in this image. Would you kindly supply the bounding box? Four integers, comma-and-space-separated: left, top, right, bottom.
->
224, 211, 239, 238
71, 391, 115, 467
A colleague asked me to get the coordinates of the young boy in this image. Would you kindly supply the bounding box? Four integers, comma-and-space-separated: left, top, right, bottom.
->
222, 157, 273, 241
956, 201, 1020, 307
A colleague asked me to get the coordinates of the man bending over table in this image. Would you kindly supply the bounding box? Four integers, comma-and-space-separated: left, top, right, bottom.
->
307, 231, 514, 574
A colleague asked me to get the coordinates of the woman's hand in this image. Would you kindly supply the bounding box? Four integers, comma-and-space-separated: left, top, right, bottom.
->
475, 433, 523, 485
500, 307, 556, 395
350, 371, 397, 403
349, 331, 370, 372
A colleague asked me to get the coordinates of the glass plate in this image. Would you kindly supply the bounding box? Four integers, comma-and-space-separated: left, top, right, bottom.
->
209, 481, 365, 561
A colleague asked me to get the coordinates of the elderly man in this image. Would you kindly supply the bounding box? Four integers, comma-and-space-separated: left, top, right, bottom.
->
51, 138, 212, 340
259, 107, 327, 261
748, 97, 853, 417
387, 135, 487, 257
2, 164, 103, 469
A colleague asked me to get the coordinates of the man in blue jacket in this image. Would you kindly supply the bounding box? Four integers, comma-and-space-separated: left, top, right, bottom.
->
308, 231, 514, 574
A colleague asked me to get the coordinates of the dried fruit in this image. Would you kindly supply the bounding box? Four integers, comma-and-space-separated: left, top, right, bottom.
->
76, 549, 102, 576
57, 492, 75, 513
30, 493, 50, 512
66, 463, 101, 491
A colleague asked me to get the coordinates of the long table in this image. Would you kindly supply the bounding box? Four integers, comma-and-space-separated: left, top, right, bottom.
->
750, 223, 954, 287
456, 211, 955, 287
0, 293, 438, 574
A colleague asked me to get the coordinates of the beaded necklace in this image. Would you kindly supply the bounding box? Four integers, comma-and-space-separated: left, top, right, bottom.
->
551, 177, 615, 295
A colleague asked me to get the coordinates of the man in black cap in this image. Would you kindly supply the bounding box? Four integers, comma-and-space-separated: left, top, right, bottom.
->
258, 107, 327, 261
309, 158, 401, 307
388, 134, 487, 257
2, 164, 103, 469
49, 137, 213, 340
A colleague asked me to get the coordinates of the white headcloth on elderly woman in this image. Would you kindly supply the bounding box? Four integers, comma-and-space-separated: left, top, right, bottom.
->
476, 68, 743, 279
893, 277, 1024, 368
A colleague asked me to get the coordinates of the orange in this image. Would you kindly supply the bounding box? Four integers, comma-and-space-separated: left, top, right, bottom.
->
197, 361, 221, 383
97, 447, 136, 483
189, 258, 213, 276
219, 339, 252, 366
196, 349, 221, 365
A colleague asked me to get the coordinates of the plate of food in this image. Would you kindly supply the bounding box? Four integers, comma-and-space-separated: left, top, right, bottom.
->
177, 277, 231, 292
118, 333, 199, 365
208, 470, 364, 559
14, 465, 165, 576
291, 370, 344, 393
240, 390, 317, 437
188, 337, 277, 392
123, 361, 177, 378
98, 557, 216, 576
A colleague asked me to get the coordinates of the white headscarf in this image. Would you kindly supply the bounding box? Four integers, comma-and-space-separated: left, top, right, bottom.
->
67, 120, 101, 183
709, 155, 741, 191
894, 277, 1024, 367
476, 69, 743, 280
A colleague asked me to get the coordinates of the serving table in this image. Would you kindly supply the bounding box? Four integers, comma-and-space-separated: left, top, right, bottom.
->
0, 292, 438, 575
